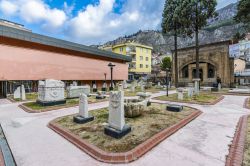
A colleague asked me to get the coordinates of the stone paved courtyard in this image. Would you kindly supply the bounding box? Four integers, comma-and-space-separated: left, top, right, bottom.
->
0, 91, 249, 166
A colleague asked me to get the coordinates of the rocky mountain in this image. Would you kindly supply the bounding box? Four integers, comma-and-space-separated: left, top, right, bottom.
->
102, 2, 245, 54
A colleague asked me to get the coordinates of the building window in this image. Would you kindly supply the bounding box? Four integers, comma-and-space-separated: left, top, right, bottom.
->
208, 64, 215, 78
146, 57, 149, 61
120, 47, 123, 53
140, 48, 143, 52
140, 56, 143, 60
182, 65, 189, 78
140, 64, 143, 68
146, 65, 149, 68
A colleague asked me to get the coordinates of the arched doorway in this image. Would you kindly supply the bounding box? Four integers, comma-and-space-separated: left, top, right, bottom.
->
192, 69, 203, 82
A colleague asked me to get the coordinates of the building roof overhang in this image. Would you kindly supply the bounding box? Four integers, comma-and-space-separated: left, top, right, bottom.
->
0, 25, 132, 62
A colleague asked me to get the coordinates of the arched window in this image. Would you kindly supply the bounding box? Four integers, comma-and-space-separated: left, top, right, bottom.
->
182, 66, 189, 78
208, 64, 215, 78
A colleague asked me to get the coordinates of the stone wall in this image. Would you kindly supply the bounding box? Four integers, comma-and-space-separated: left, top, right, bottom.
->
172, 41, 234, 87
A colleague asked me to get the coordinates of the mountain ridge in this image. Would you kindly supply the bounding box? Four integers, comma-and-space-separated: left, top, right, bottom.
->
101, 2, 245, 54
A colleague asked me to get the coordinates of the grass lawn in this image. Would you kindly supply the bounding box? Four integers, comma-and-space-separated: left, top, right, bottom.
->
243, 116, 250, 166
54, 103, 196, 153
155, 92, 222, 104
8, 93, 38, 101
124, 86, 170, 97
22, 96, 108, 112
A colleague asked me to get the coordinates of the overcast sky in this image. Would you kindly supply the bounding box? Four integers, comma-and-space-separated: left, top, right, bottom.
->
0, 0, 238, 45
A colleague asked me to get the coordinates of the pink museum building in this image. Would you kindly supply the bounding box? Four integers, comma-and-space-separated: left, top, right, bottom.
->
0, 20, 131, 98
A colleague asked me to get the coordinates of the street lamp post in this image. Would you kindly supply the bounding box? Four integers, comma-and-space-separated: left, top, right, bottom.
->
103, 73, 107, 91
108, 62, 116, 91
166, 68, 170, 96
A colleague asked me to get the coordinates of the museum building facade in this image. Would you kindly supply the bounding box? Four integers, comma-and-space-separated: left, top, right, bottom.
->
0, 21, 131, 98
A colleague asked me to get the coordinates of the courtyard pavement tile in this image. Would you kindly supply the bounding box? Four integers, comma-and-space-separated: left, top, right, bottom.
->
0, 92, 249, 166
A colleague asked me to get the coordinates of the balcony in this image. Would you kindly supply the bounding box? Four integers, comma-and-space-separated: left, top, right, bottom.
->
126, 46, 136, 55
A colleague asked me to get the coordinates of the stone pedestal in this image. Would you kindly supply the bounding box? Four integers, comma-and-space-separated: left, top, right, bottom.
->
166, 105, 183, 112
74, 94, 94, 124
105, 91, 131, 138
193, 79, 200, 95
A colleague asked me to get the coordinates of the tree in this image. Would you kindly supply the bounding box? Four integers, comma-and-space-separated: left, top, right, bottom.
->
160, 57, 172, 70
234, 0, 250, 32
162, 0, 183, 88
184, 0, 217, 79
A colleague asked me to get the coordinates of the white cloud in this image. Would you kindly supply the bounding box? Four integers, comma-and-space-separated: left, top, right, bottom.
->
0, 0, 17, 15
0, 0, 237, 45
67, 0, 165, 45
0, 0, 66, 29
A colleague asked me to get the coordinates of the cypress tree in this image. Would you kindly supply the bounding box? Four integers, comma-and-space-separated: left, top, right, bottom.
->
184, 0, 217, 79
162, 0, 183, 87
235, 0, 250, 31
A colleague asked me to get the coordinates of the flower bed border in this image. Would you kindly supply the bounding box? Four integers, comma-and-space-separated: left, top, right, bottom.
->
19, 99, 108, 113
153, 95, 224, 105
48, 107, 202, 163
226, 115, 248, 166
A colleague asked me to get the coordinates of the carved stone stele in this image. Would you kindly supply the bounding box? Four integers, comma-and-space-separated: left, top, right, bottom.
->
108, 91, 125, 131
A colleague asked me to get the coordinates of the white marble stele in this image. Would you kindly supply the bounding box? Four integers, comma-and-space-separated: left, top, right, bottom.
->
79, 93, 88, 118
108, 91, 125, 131
14, 86, 21, 99
122, 80, 128, 89
37, 79, 65, 102
177, 88, 184, 100
21, 85, 26, 100
14, 85, 26, 100
66, 85, 90, 98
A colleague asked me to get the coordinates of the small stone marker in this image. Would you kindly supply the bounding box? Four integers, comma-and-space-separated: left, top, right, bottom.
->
14, 86, 21, 99
131, 84, 135, 92
177, 88, 184, 100
73, 94, 94, 124
104, 91, 131, 139
193, 79, 200, 95
72, 81, 77, 86
218, 83, 221, 91
122, 80, 127, 89
93, 84, 97, 92
158, 82, 161, 86
13, 85, 26, 101
21, 84, 26, 100
187, 83, 194, 98
102, 82, 107, 91
118, 84, 123, 91
140, 84, 145, 92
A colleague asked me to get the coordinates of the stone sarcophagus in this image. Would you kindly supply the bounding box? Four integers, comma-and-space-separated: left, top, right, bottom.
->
66, 85, 90, 98
37, 79, 66, 106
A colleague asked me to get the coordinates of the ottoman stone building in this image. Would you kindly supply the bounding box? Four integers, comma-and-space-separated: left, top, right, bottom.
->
172, 41, 234, 87
0, 20, 131, 98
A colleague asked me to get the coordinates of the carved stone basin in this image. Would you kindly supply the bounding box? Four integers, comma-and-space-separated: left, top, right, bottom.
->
124, 99, 147, 118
